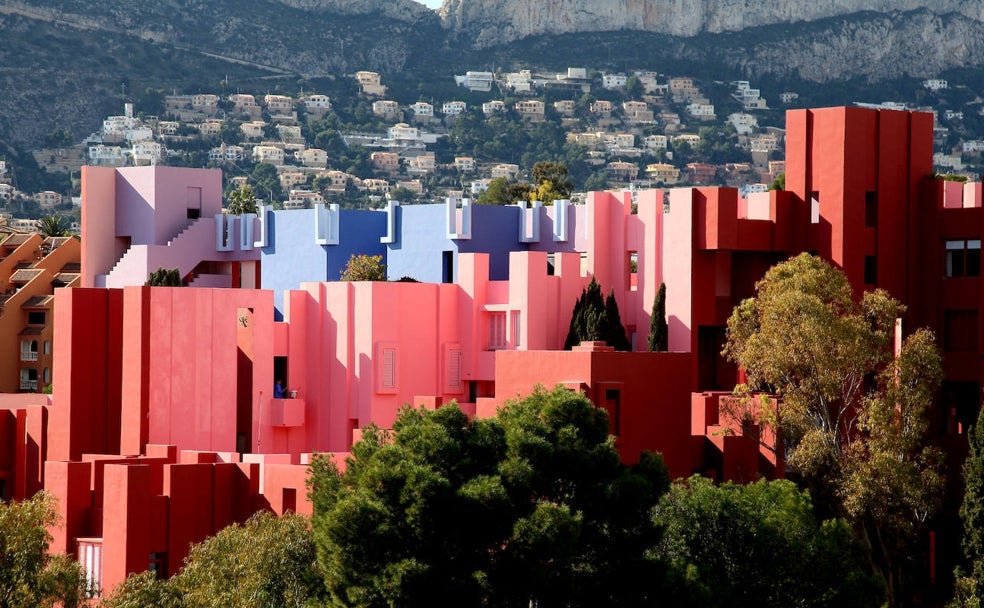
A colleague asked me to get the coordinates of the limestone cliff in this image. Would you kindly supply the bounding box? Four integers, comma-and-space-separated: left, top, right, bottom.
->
439, 0, 984, 47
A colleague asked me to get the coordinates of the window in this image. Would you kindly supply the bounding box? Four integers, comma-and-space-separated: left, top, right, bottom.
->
511, 311, 521, 348
27, 311, 45, 325
445, 346, 463, 393
864, 191, 878, 228
946, 240, 982, 277
381, 348, 396, 389
864, 255, 877, 284
43, 341, 50, 355
488, 312, 507, 350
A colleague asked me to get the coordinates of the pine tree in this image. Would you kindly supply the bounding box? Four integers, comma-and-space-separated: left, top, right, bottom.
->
648, 283, 668, 352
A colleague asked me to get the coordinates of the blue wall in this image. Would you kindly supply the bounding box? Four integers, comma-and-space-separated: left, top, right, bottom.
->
386, 203, 525, 283
261, 209, 386, 316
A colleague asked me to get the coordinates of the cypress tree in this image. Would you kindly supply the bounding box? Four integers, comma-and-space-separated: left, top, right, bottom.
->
604, 290, 631, 350
648, 283, 668, 352
962, 405, 984, 596
564, 278, 631, 351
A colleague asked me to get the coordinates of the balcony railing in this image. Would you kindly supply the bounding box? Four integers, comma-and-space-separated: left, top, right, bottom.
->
19, 379, 37, 391
20, 351, 38, 362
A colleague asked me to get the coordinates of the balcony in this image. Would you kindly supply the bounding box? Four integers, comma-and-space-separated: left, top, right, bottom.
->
20, 351, 38, 362
19, 379, 37, 391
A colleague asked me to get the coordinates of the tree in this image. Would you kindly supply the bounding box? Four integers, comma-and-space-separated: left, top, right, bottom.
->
387, 186, 416, 204
768, 172, 785, 191
957, 405, 984, 603
37, 215, 71, 238
654, 476, 883, 608
0, 492, 86, 608
648, 283, 668, 352
146, 267, 182, 286
308, 387, 672, 608
226, 184, 258, 215
101, 512, 321, 608
624, 76, 644, 100
564, 278, 631, 350
339, 254, 385, 281
722, 253, 944, 607
531, 161, 572, 203
476, 177, 511, 205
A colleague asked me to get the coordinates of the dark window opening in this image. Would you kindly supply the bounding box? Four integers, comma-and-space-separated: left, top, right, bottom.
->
442, 250, 454, 284
282, 488, 297, 513
187, 208, 201, 220
864, 256, 877, 284
27, 311, 45, 325
864, 191, 878, 228
604, 389, 621, 436
149, 552, 167, 579
546, 253, 555, 276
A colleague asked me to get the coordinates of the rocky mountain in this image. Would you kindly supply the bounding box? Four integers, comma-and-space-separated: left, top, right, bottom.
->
1, 0, 984, 153
439, 0, 984, 46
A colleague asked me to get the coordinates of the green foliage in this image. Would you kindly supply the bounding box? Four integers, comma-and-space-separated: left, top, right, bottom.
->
647, 283, 668, 352
654, 476, 884, 608
101, 511, 321, 608
145, 267, 182, 287
339, 254, 385, 281
387, 186, 416, 204
37, 215, 71, 238
564, 278, 631, 350
226, 184, 258, 215
531, 161, 572, 204
959, 405, 984, 601
475, 177, 511, 205
768, 172, 786, 191
309, 387, 671, 608
723, 253, 945, 606
0, 492, 86, 608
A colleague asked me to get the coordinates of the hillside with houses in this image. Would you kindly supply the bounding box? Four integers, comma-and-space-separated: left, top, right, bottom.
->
2, 63, 983, 233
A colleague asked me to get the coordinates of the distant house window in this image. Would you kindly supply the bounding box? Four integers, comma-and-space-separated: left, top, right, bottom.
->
27, 311, 45, 325
43, 341, 51, 355
946, 240, 982, 277
488, 312, 507, 350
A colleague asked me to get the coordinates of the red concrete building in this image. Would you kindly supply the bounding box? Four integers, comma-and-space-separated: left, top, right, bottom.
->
1, 105, 980, 597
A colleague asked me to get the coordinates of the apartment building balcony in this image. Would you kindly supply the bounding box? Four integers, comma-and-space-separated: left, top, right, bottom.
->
20, 350, 38, 362
19, 379, 37, 391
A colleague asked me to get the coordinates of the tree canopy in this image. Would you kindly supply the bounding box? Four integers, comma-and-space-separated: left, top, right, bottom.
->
100, 511, 321, 608
339, 254, 386, 281
722, 253, 944, 607
308, 386, 672, 608
146, 267, 183, 287
37, 215, 71, 238
0, 492, 86, 608
654, 476, 883, 608
226, 184, 258, 215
